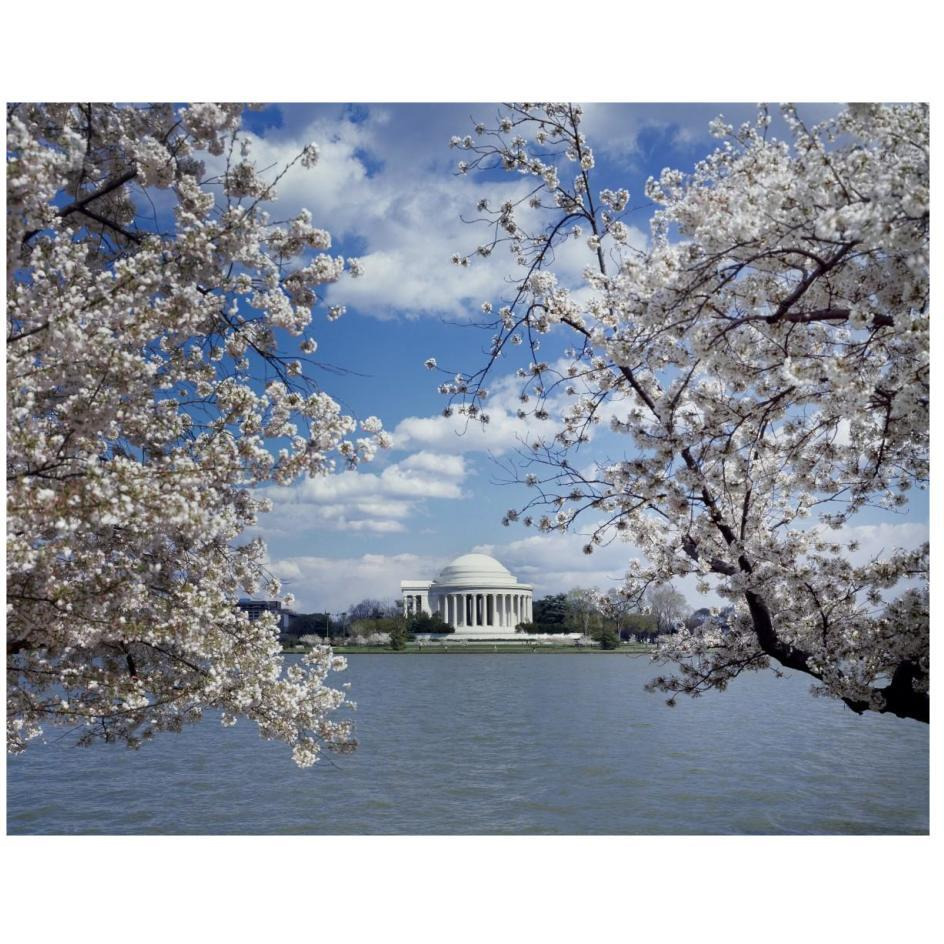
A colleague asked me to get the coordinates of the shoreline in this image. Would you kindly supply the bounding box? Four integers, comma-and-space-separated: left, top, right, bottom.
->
283, 644, 657, 655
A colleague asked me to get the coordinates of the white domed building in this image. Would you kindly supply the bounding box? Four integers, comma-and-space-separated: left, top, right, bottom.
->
401, 553, 533, 638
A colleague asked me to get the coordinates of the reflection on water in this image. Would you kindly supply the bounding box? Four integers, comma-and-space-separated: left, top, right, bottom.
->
7, 654, 928, 834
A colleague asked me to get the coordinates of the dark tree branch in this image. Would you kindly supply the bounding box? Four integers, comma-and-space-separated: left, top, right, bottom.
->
22, 168, 138, 244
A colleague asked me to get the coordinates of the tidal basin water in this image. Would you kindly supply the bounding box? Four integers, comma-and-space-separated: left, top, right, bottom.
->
7, 653, 928, 834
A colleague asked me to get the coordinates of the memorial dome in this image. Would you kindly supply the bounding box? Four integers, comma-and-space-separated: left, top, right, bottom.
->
433, 553, 518, 588
402, 551, 533, 636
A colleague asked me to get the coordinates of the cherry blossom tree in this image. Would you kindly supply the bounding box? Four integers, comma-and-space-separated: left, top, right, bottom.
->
447, 103, 928, 722
7, 103, 390, 765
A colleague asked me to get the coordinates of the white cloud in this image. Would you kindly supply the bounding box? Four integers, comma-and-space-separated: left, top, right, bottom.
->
232, 104, 659, 323
579, 103, 844, 169
267, 528, 698, 613
230, 108, 542, 320
391, 410, 535, 456
266, 551, 451, 613
835, 520, 928, 565
390, 354, 628, 457
252, 452, 469, 537
264, 533, 644, 613
232, 103, 848, 326
472, 532, 643, 598
398, 450, 466, 477
262, 516, 929, 616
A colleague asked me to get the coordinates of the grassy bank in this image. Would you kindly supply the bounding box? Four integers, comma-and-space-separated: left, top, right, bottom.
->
284, 643, 656, 655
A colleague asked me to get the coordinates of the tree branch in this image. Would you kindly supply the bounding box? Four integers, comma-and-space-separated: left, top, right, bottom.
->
22, 168, 138, 244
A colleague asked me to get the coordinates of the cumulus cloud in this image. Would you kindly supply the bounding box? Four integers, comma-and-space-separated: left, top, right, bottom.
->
267, 529, 687, 614
228, 106, 540, 320
265, 534, 642, 613
472, 532, 642, 596
834, 520, 928, 565
228, 103, 668, 322
397, 450, 466, 477
580, 102, 844, 169
391, 354, 634, 458
251, 451, 469, 537
230, 103, 847, 326
474, 518, 930, 609
391, 410, 533, 456
266, 551, 452, 613
262, 516, 928, 616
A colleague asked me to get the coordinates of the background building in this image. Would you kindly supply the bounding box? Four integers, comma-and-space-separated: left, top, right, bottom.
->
237, 599, 296, 633
402, 553, 532, 637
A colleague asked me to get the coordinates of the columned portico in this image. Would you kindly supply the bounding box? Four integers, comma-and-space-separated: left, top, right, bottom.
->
402, 553, 534, 639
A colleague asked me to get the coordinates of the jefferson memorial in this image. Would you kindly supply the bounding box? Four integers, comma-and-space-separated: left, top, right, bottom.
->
401, 553, 533, 638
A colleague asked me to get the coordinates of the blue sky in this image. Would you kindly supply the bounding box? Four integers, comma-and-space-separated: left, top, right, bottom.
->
233, 103, 928, 613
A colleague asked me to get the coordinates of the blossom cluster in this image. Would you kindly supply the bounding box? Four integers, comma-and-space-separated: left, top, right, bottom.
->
448, 103, 929, 720
7, 103, 388, 763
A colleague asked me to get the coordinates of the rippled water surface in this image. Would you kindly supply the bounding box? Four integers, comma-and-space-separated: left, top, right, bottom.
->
7, 654, 928, 834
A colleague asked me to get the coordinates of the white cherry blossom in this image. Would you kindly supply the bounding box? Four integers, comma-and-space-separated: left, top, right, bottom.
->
7, 103, 389, 764
451, 103, 928, 722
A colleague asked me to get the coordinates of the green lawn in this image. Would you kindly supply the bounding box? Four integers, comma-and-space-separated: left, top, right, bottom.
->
284, 643, 655, 655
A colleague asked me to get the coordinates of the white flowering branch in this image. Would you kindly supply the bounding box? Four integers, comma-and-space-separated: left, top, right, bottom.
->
7, 103, 389, 766
448, 103, 928, 722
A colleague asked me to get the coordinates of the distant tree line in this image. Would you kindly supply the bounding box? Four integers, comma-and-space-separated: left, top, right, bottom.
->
282, 587, 727, 651
281, 598, 453, 651
517, 585, 729, 647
